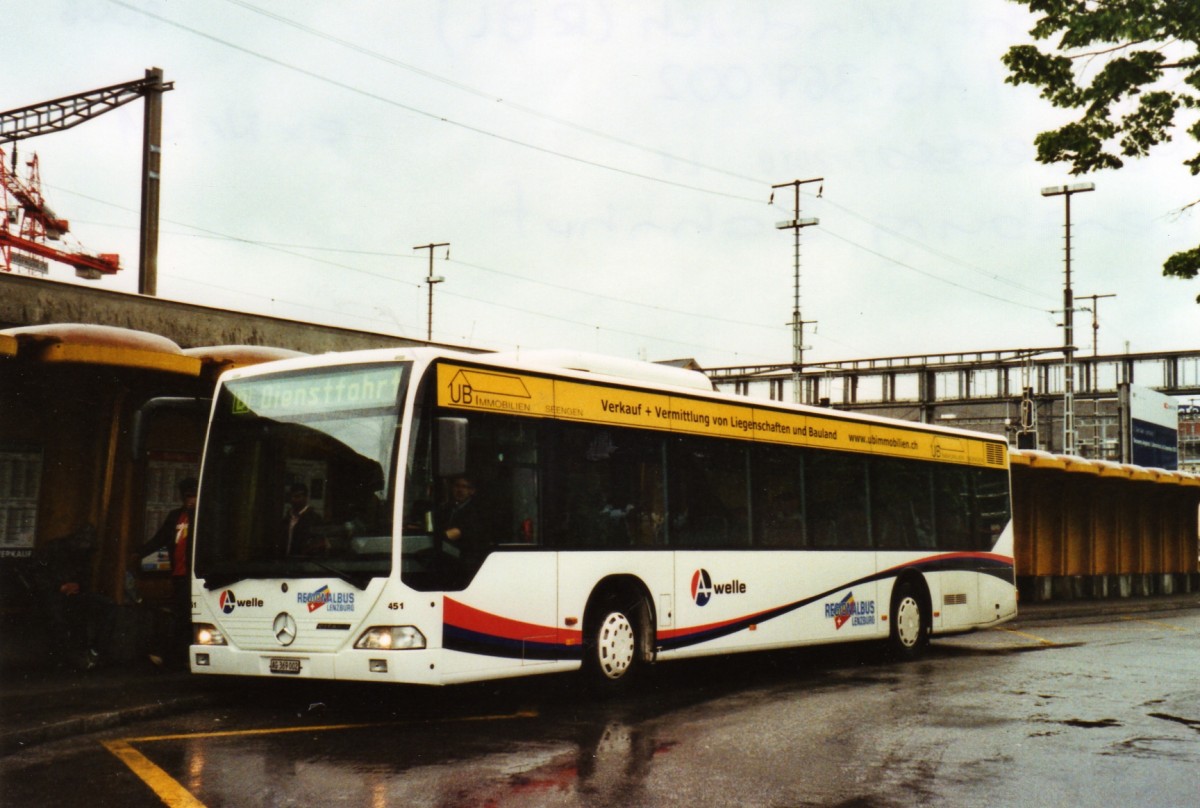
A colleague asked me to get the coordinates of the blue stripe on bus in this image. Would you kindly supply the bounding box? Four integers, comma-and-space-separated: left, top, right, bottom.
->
443, 624, 574, 661
443, 552, 1014, 659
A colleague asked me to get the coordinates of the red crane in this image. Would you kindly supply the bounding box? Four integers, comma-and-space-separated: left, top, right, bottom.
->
0, 146, 120, 279
1, 69, 172, 289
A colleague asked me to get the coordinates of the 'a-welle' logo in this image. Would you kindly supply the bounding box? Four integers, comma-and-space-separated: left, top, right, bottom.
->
690, 569, 746, 607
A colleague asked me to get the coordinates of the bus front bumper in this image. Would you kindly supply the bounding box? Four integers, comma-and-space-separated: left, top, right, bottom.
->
189, 645, 445, 685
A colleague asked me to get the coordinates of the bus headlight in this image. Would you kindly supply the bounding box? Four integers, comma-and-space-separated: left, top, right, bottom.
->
194, 624, 227, 646
355, 626, 426, 650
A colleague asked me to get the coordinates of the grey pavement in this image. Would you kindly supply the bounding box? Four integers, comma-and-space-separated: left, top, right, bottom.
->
0, 662, 216, 755
1, 592, 1198, 756
0, 602, 226, 755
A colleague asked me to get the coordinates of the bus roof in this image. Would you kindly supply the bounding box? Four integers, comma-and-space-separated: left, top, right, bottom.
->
185, 344, 310, 382
486, 349, 714, 392
219, 346, 1008, 450
0, 323, 201, 375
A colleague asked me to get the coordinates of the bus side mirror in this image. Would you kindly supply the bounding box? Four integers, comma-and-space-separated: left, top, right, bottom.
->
131, 396, 212, 460
436, 417, 468, 478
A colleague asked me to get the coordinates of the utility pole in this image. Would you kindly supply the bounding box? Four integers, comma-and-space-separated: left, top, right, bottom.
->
413, 241, 449, 342
1078, 292, 1116, 356
138, 68, 169, 296
1077, 291, 1117, 458
772, 177, 822, 404
1041, 182, 1095, 456
0, 67, 175, 294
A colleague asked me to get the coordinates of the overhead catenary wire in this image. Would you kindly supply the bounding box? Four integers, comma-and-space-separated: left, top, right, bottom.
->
56, 184, 1059, 365
105, 0, 763, 205
814, 226, 1054, 313
217, 0, 767, 188
43, 1, 1128, 362
65, 200, 781, 332
56, 188, 786, 359
106, 0, 1071, 314
218, 0, 1063, 308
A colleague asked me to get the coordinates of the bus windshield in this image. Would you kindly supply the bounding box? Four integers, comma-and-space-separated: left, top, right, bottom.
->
195, 363, 409, 589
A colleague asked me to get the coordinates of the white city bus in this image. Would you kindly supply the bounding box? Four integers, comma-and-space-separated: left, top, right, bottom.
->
189, 348, 1016, 687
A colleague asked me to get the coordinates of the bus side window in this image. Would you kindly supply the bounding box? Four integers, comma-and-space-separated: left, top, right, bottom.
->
752, 444, 805, 548
806, 451, 869, 549
444, 413, 543, 549
402, 393, 435, 536
668, 436, 750, 548
973, 468, 1011, 550
933, 467, 973, 549
871, 458, 935, 549
549, 425, 664, 548
494, 419, 540, 545
548, 426, 606, 547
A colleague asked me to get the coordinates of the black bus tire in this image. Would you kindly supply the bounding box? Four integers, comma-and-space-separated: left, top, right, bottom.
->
888, 579, 929, 660
583, 592, 647, 692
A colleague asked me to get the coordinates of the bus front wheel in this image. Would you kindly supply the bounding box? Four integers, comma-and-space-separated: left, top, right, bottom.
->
888, 580, 929, 660
583, 592, 648, 691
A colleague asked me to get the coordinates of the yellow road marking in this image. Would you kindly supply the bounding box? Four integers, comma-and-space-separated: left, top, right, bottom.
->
1120, 616, 1188, 632
103, 739, 206, 808
125, 709, 538, 743
104, 710, 537, 806
991, 626, 1056, 645
126, 719, 405, 744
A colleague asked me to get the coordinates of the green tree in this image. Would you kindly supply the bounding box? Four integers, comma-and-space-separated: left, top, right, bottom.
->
1002, 1, 1200, 298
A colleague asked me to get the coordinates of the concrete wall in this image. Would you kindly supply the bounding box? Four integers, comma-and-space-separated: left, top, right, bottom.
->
0, 273, 446, 354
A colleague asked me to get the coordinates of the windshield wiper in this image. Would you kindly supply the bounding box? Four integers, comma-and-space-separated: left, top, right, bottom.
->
201, 562, 372, 591
306, 560, 371, 591
202, 573, 247, 590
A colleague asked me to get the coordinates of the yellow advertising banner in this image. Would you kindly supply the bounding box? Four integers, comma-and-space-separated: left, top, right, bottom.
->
436, 363, 1005, 469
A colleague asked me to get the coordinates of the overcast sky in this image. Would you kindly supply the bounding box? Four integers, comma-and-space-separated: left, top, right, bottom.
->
8, 1, 1197, 368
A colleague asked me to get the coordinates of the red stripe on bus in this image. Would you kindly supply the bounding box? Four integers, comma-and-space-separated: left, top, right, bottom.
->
445, 597, 581, 644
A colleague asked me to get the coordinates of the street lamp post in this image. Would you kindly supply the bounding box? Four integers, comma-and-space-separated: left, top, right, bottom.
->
1040, 182, 1095, 456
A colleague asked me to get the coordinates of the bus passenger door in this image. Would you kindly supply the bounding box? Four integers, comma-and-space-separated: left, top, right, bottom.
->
439, 410, 560, 671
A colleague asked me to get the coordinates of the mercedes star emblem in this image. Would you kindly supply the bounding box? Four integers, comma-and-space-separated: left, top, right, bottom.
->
273, 612, 297, 646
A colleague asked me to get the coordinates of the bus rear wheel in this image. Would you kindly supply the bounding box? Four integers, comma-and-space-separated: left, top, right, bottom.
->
888, 580, 929, 660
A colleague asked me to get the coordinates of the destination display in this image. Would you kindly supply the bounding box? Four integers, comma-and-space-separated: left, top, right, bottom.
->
230, 365, 405, 418
437, 363, 1006, 469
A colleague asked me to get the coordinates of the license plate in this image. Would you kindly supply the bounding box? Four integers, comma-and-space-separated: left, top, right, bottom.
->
269, 657, 302, 675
